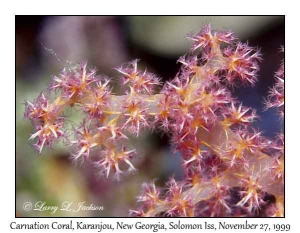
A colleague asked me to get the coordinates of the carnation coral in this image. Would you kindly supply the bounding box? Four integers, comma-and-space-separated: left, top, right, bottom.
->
25, 24, 284, 217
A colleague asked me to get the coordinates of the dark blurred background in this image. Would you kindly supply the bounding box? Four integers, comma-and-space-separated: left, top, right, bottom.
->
16, 16, 284, 217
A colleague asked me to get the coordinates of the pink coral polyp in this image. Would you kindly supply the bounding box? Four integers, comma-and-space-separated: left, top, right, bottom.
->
25, 24, 284, 217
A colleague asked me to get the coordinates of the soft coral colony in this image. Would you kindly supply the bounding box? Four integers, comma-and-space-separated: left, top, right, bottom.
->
25, 24, 284, 217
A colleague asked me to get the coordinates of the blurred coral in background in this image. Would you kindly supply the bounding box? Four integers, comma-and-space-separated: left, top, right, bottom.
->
16, 16, 284, 217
